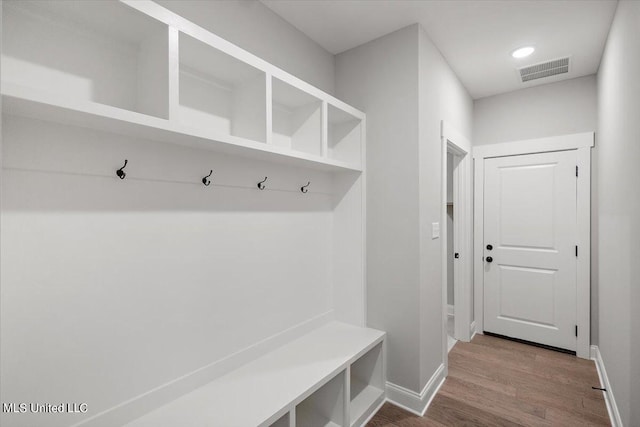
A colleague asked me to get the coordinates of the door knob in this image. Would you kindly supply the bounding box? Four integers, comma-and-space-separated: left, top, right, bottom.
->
486, 244, 493, 250
486, 256, 493, 263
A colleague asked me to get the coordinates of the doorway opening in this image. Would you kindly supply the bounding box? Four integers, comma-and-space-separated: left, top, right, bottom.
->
446, 151, 458, 352
440, 121, 473, 372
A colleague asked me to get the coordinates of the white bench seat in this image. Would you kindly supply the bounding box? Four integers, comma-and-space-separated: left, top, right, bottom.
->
124, 321, 385, 427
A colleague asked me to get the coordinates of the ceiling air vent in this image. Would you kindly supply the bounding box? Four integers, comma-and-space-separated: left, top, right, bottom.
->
519, 57, 570, 82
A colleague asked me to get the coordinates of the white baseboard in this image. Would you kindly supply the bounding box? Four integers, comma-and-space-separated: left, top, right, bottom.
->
447, 304, 455, 316
71, 311, 335, 427
385, 363, 445, 416
591, 345, 623, 427
469, 321, 477, 340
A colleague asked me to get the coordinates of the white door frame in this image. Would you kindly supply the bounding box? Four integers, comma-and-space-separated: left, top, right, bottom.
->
472, 132, 594, 359
441, 121, 473, 371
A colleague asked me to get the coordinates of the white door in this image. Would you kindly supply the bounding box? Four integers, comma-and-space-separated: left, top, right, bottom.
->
483, 150, 577, 351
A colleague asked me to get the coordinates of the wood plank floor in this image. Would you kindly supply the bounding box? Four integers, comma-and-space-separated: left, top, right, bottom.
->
368, 334, 610, 426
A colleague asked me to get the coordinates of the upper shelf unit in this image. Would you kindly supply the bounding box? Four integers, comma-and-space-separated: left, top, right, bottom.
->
0, 0, 365, 173
2, 0, 170, 119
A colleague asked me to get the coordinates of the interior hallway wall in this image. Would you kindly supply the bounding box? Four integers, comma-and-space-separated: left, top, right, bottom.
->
1, 2, 339, 426
336, 24, 422, 393
156, 0, 335, 94
0, 116, 335, 427
417, 25, 473, 389
473, 75, 597, 146
335, 23, 472, 403
596, 1, 640, 425
472, 75, 599, 344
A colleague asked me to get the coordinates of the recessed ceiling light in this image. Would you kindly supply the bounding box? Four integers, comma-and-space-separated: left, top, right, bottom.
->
512, 46, 535, 59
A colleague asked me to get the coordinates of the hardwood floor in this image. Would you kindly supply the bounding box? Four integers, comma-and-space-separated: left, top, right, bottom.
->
368, 334, 610, 426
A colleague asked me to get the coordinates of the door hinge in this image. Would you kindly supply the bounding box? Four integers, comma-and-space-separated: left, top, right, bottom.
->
576, 165, 579, 177
575, 325, 578, 337
575, 245, 578, 257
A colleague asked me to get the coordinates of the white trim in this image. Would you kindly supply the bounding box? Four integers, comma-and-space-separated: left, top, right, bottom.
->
442, 121, 470, 151
447, 304, 455, 316
470, 321, 477, 340
167, 26, 179, 121
265, 73, 273, 146
575, 147, 591, 358
473, 157, 485, 335
288, 406, 295, 427
472, 132, 594, 159
321, 101, 328, 157
451, 151, 463, 340
361, 117, 368, 327
344, 365, 352, 427
591, 345, 623, 427
472, 132, 593, 359
441, 121, 473, 370
385, 364, 445, 416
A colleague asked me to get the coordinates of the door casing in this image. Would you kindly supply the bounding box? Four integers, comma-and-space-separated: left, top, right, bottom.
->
473, 132, 593, 359
441, 121, 473, 375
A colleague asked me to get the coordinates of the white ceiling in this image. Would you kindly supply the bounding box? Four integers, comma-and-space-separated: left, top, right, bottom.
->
262, 0, 617, 99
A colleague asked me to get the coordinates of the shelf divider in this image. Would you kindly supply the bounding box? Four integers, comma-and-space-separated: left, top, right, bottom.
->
168, 26, 180, 121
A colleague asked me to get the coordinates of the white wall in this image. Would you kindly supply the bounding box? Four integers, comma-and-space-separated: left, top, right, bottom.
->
335, 24, 473, 401
336, 24, 422, 392
473, 75, 597, 146
472, 75, 599, 344
0, 116, 338, 427
156, 0, 335, 95
417, 25, 473, 389
596, 1, 640, 425
0, 3, 349, 426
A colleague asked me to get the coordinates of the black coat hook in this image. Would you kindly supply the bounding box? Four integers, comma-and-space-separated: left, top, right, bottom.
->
257, 176, 268, 190
202, 170, 213, 186
116, 159, 128, 180
301, 181, 310, 193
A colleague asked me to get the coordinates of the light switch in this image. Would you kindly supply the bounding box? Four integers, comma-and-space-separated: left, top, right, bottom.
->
432, 222, 440, 239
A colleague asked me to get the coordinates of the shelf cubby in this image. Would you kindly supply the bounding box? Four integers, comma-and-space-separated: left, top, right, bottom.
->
178, 32, 267, 143
1, 0, 170, 119
328, 104, 362, 166
269, 412, 290, 427
296, 372, 345, 427
271, 77, 323, 156
349, 342, 384, 427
